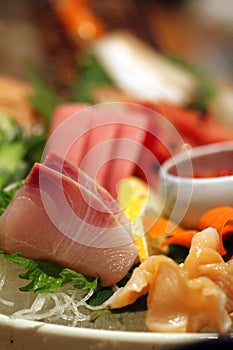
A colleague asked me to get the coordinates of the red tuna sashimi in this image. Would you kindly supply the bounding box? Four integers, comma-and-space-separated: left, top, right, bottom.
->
49, 103, 90, 168
145, 102, 233, 146
50, 103, 89, 131
0, 162, 137, 286
47, 103, 148, 196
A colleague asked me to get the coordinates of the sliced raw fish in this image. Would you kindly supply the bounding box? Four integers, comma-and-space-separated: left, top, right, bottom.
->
48, 101, 233, 195
50, 103, 89, 131
47, 103, 148, 196
43, 152, 130, 230
49, 103, 90, 167
0, 160, 137, 286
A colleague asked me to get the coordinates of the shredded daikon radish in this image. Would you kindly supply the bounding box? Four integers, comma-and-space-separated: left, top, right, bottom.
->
12, 292, 91, 324
0, 256, 14, 307
0, 257, 106, 326
0, 298, 14, 307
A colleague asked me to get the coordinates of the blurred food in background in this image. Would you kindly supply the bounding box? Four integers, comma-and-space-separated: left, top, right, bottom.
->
0, 0, 232, 190
0, 0, 232, 89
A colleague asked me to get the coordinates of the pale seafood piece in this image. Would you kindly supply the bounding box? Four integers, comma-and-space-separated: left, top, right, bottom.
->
0, 158, 137, 286
109, 229, 232, 333
183, 228, 223, 278
183, 227, 233, 313
43, 152, 130, 230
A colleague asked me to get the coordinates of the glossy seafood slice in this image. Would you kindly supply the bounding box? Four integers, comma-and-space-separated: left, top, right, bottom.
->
183, 227, 233, 313
43, 152, 130, 230
0, 161, 137, 286
109, 229, 232, 333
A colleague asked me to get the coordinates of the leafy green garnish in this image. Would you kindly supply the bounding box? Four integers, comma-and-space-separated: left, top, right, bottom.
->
0, 64, 61, 190
0, 251, 98, 293
87, 286, 114, 307
87, 269, 133, 307
60, 268, 98, 291
165, 54, 216, 113
71, 52, 113, 103
0, 116, 22, 142
25, 64, 62, 131
0, 182, 23, 215
0, 115, 44, 189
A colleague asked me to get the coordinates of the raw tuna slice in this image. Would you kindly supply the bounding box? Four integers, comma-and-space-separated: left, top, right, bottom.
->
47, 103, 148, 197
48, 103, 90, 168
0, 160, 137, 286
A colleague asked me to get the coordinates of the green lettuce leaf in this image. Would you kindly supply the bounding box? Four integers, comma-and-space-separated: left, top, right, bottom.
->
25, 64, 62, 131
71, 53, 113, 104
0, 251, 98, 293
0, 115, 44, 190
0, 182, 23, 215
87, 287, 114, 306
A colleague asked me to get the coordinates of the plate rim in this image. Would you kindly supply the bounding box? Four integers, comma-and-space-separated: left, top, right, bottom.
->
0, 313, 221, 344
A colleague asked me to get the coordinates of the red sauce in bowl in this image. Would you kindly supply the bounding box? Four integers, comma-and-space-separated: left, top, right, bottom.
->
192, 169, 233, 178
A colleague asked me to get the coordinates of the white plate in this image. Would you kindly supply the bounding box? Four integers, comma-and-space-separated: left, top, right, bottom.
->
0, 314, 220, 350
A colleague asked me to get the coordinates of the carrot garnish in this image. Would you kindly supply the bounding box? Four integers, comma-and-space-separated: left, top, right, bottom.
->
143, 206, 233, 257
198, 206, 233, 233
198, 206, 233, 256
162, 231, 196, 248
142, 216, 197, 248
142, 216, 182, 238
51, 0, 105, 44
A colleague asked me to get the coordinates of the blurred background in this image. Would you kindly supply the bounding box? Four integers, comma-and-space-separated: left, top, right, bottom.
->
0, 0, 232, 96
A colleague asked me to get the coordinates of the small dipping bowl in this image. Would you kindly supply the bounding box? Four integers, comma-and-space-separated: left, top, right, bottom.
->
158, 141, 233, 229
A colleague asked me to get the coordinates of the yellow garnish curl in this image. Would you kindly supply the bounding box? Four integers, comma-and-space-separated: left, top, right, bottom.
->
117, 176, 161, 262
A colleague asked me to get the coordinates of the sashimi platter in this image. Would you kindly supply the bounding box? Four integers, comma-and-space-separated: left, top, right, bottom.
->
0, 32, 233, 350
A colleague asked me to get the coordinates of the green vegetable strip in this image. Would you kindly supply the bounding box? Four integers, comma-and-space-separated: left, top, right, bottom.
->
0, 115, 44, 189
0, 251, 98, 293
71, 53, 113, 103
165, 54, 216, 113
25, 64, 62, 131
0, 182, 22, 215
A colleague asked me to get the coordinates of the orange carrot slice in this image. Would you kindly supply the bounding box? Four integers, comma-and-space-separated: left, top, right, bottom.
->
162, 231, 196, 248
198, 206, 233, 255
142, 216, 183, 237
52, 0, 105, 44
143, 206, 233, 256
198, 207, 233, 232
142, 216, 197, 248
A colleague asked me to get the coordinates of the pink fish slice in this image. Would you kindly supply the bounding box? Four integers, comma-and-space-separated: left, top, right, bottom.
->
0, 158, 137, 286
43, 152, 131, 230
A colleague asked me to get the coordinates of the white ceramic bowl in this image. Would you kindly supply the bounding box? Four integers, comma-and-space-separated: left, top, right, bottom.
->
0, 314, 222, 350
158, 141, 233, 228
